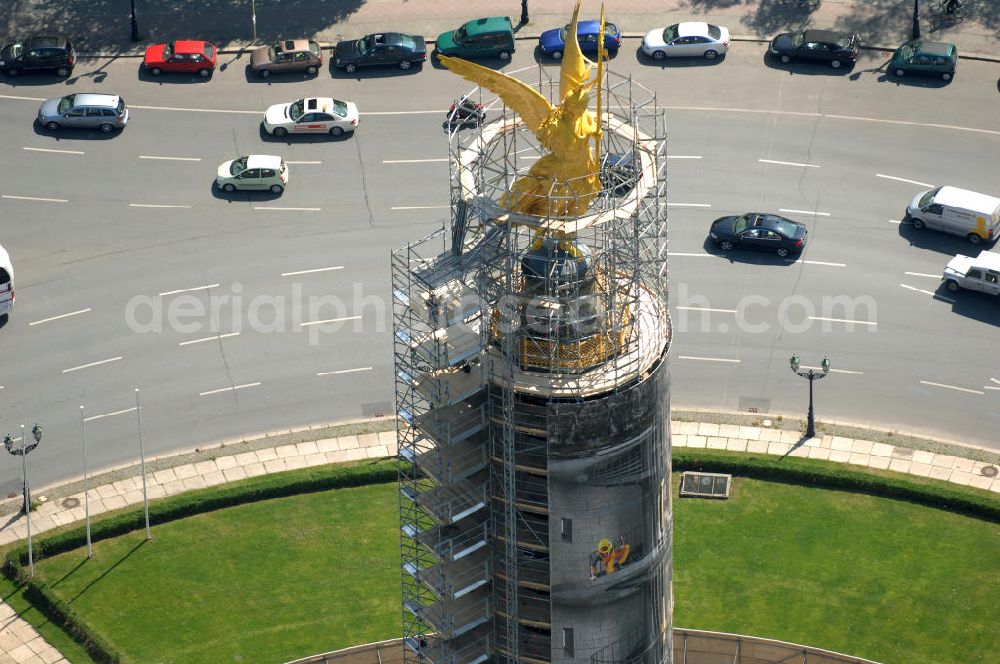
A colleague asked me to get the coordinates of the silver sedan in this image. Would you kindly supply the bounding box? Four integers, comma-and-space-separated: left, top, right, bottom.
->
641, 22, 730, 61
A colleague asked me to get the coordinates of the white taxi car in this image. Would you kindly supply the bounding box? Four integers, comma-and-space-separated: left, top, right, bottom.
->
263, 97, 359, 137
216, 155, 288, 194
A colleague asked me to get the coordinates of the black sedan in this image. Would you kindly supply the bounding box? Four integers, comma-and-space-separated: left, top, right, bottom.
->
708, 213, 808, 258
334, 33, 426, 73
768, 29, 859, 68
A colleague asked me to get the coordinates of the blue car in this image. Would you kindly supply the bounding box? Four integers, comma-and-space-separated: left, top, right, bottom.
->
538, 20, 621, 60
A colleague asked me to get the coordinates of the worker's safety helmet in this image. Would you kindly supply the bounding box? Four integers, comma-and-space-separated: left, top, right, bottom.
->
598, 538, 612, 554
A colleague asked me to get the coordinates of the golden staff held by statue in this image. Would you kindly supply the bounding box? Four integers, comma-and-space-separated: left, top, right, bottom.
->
438, 0, 607, 222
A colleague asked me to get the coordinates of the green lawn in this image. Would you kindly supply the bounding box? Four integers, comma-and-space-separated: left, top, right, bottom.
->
29, 478, 999, 664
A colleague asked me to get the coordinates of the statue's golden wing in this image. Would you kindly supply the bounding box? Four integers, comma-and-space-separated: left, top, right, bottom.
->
560, 0, 594, 101
438, 54, 553, 132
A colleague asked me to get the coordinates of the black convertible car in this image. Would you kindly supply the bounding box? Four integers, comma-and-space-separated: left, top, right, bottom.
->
708, 213, 808, 258
768, 29, 859, 68
334, 33, 427, 73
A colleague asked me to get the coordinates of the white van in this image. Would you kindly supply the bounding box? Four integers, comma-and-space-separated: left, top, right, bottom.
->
906, 186, 1000, 244
0, 243, 13, 321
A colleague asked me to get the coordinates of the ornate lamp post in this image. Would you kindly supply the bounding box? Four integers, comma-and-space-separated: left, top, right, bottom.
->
4, 423, 42, 576
912, 0, 921, 40
129, 0, 140, 42
789, 355, 830, 438
521, 0, 529, 25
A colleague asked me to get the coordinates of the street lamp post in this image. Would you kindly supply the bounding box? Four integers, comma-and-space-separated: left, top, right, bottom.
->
4, 423, 42, 576
789, 355, 831, 439
129, 0, 140, 43
520, 1, 529, 25
912, 0, 921, 40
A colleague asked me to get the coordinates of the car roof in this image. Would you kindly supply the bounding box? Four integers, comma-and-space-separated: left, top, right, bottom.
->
301, 97, 339, 113
936, 186, 1000, 212
367, 33, 407, 45
279, 39, 312, 51
27, 35, 68, 48
915, 41, 955, 56
802, 29, 848, 43
464, 16, 513, 36
246, 155, 283, 170
71, 93, 120, 107
972, 251, 1000, 271
678, 22, 710, 37
172, 40, 210, 53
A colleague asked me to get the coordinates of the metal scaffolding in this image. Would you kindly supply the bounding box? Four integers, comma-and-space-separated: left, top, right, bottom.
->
395, 63, 669, 664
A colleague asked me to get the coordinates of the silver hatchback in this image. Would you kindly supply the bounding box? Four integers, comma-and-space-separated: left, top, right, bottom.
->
37, 93, 129, 132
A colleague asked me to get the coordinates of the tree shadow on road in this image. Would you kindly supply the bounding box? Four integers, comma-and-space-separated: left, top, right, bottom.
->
741, 1, 818, 37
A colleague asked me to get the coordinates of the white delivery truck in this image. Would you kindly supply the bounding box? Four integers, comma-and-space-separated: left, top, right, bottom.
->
0, 242, 13, 321
906, 185, 1000, 244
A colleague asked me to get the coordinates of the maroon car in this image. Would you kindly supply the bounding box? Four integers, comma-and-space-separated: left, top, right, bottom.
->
250, 39, 322, 78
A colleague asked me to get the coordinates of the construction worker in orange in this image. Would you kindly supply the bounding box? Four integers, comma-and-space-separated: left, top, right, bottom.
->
589, 535, 630, 580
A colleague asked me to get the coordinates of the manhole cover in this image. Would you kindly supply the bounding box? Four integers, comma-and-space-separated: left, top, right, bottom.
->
61, 497, 81, 508
982, 465, 998, 478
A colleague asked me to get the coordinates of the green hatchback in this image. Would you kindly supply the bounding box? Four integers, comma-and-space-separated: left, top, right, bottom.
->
436, 16, 515, 61
890, 40, 957, 81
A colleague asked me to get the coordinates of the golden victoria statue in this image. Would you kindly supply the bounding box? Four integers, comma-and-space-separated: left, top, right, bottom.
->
438, 0, 606, 220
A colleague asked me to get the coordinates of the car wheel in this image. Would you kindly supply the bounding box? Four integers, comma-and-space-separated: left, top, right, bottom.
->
911, 218, 925, 230
894, 68, 905, 77
779, 54, 790, 64
942, 71, 952, 81
44, 121, 59, 131
198, 68, 211, 78
704, 50, 718, 61
56, 66, 70, 77
330, 126, 345, 137
945, 280, 960, 293
306, 65, 318, 75
345, 63, 357, 74
270, 184, 284, 194
776, 247, 790, 258
400, 60, 412, 70
499, 51, 511, 60
831, 59, 842, 68
222, 183, 236, 193
259, 69, 271, 78
272, 127, 288, 137
652, 50, 666, 61
720, 240, 733, 251
552, 50, 564, 60
967, 233, 983, 245
99, 122, 114, 133
150, 67, 162, 76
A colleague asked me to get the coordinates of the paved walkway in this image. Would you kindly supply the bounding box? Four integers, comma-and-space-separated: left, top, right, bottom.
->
0, 419, 997, 661
2, 0, 998, 61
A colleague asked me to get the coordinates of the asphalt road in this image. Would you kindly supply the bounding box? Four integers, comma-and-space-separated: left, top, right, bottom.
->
0, 41, 998, 491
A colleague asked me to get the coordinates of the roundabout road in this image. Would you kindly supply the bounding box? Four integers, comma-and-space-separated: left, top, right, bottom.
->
0, 41, 998, 491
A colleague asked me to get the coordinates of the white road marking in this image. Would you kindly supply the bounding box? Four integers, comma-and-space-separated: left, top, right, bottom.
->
678, 355, 741, 363
801, 366, 864, 375
667, 203, 711, 207
285, 161, 322, 165
199, 382, 261, 397
83, 407, 137, 423
758, 158, 820, 168
281, 266, 344, 277
317, 367, 373, 376
159, 283, 220, 297
876, 173, 934, 188
676, 306, 737, 314
0, 94, 45, 101
139, 155, 202, 161
984, 386, 1000, 391
300, 315, 362, 328
29, 308, 91, 326
63, 356, 123, 374
23, 146, 84, 155
382, 158, 449, 164
392, 205, 450, 211
253, 207, 321, 211
130, 104, 259, 115
361, 110, 446, 115
179, 332, 240, 347
130, 203, 192, 208
919, 380, 984, 396
667, 155, 702, 159
808, 316, 876, 326
991, 378, 1000, 385
778, 208, 831, 217
900, 283, 955, 303
800, 260, 846, 267
904, 272, 940, 278
888, 219, 903, 225
668, 252, 712, 257
2, 195, 67, 203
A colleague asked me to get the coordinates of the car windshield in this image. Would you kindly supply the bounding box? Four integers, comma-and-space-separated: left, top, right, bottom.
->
792, 33, 805, 46
708, 25, 721, 39
733, 215, 750, 234
356, 37, 369, 54
662, 26, 679, 42
288, 99, 304, 121
453, 26, 467, 44
899, 43, 916, 58
57, 94, 75, 113
116, 98, 125, 114
163, 42, 174, 59
229, 157, 248, 176
918, 187, 940, 208
309, 41, 320, 54
203, 44, 215, 58
2, 43, 23, 59
332, 99, 348, 117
